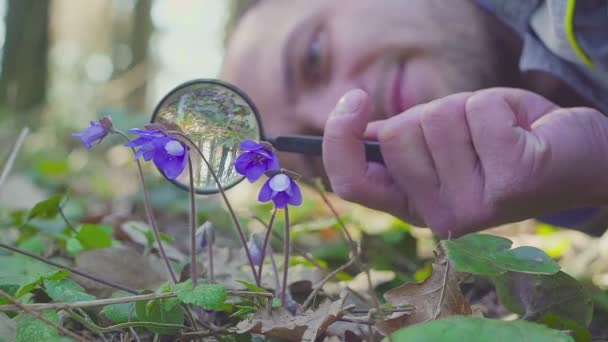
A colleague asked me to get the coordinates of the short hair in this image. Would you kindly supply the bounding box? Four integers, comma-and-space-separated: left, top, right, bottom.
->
224, 0, 260, 46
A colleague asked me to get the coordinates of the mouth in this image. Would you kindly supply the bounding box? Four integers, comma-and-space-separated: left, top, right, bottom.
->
381, 59, 419, 118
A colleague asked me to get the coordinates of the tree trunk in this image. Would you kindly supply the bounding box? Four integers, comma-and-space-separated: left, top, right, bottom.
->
0, 0, 50, 113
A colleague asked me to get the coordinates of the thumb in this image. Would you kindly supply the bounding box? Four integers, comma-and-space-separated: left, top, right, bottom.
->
323, 89, 371, 191
323, 89, 405, 213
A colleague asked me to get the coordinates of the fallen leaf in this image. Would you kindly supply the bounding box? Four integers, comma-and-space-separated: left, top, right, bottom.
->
382, 252, 471, 333
237, 294, 350, 341
74, 246, 171, 297
323, 270, 396, 299
261, 264, 324, 295
120, 221, 185, 261
494, 271, 593, 326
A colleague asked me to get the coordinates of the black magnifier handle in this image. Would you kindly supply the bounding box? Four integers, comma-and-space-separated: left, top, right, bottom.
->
265, 135, 384, 164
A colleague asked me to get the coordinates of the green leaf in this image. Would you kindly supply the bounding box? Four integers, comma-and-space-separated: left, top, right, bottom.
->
27, 195, 64, 221
541, 314, 591, 342
15, 310, 70, 342
494, 271, 593, 327
44, 279, 96, 303
236, 280, 269, 293
65, 238, 83, 256
175, 280, 226, 311
75, 224, 112, 249
442, 234, 560, 276
17, 236, 45, 254
387, 316, 573, 342
135, 290, 183, 335
15, 270, 70, 298
101, 291, 137, 324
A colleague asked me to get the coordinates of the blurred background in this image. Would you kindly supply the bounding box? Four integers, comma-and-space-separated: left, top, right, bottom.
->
0, 0, 235, 203
1, 3, 608, 337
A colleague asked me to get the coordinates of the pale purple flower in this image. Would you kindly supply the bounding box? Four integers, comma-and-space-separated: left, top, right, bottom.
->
125, 129, 188, 180
247, 237, 263, 266
234, 140, 279, 182
258, 173, 302, 208
72, 119, 111, 149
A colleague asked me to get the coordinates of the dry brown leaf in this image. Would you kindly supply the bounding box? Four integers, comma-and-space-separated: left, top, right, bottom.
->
120, 221, 185, 261
381, 254, 471, 333
211, 246, 256, 289
261, 264, 324, 295
74, 246, 170, 297
323, 269, 395, 299
236, 295, 350, 341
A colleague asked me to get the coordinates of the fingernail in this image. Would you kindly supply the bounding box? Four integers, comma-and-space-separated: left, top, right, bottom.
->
335, 89, 364, 115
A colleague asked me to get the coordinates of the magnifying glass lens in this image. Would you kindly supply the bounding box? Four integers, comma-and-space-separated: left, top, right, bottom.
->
151, 80, 263, 194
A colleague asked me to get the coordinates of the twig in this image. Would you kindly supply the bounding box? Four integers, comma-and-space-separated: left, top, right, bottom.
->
367, 309, 375, 342
0, 290, 273, 312
280, 207, 291, 307
170, 131, 260, 286
350, 307, 413, 314
0, 289, 86, 342
301, 257, 356, 311
207, 225, 215, 284
57, 206, 77, 234
313, 184, 391, 341
113, 129, 178, 283
338, 316, 374, 325
187, 155, 198, 287
65, 308, 187, 334
0, 127, 29, 190
0, 242, 138, 294
433, 231, 452, 320
256, 208, 277, 283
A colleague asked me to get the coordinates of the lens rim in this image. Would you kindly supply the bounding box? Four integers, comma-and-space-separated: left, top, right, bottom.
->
150, 78, 265, 195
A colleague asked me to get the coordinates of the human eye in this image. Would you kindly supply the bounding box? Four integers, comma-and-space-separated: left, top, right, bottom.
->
300, 26, 329, 86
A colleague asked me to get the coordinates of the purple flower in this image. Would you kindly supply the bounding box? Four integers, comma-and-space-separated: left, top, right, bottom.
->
72, 119, 111, 149
234, 140, 279, 182
258, 173, 302, 208
125, 129, 188, 180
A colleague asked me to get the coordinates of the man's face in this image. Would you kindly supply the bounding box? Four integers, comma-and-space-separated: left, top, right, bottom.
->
222, 0, 510, 174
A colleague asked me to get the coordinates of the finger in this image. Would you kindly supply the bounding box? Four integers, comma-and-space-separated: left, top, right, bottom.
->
363, 120, 387, 140
323, 89, 407, 214
419, 93, 479, 196
465, 88, 558, 175
378, 103, 441, 225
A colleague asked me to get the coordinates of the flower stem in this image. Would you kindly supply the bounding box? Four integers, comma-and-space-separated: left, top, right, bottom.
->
208, 235, 215, 284
187, 155, 198, 287
280, 207, 291, 307
256, 208, 277, 282
112, 129, 178, 284
0, 243, 138, 294
169, 131, 260, 286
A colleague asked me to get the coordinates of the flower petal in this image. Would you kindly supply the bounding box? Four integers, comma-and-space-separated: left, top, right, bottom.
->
258, 180, 273, 202
272, 192, 289, 208
239, 140, 263, 151
245, 164, 266, 183
234, 152, 254, 174
269, 174, 290, 192
287, 181, 303, 206
154, 147, 187, 179
267, 154, 280, 171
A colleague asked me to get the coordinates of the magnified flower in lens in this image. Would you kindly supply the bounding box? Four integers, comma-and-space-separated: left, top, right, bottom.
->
72, 117, 113, 149
258, 172, 302, 208
125, 128, 188, 180
234, 140, 279, 182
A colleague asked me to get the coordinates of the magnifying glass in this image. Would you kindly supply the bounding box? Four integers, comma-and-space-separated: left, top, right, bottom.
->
151, 79, 383, 194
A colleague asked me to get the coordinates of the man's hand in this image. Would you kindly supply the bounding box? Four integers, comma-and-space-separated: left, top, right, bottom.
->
322, 88, 608, 237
